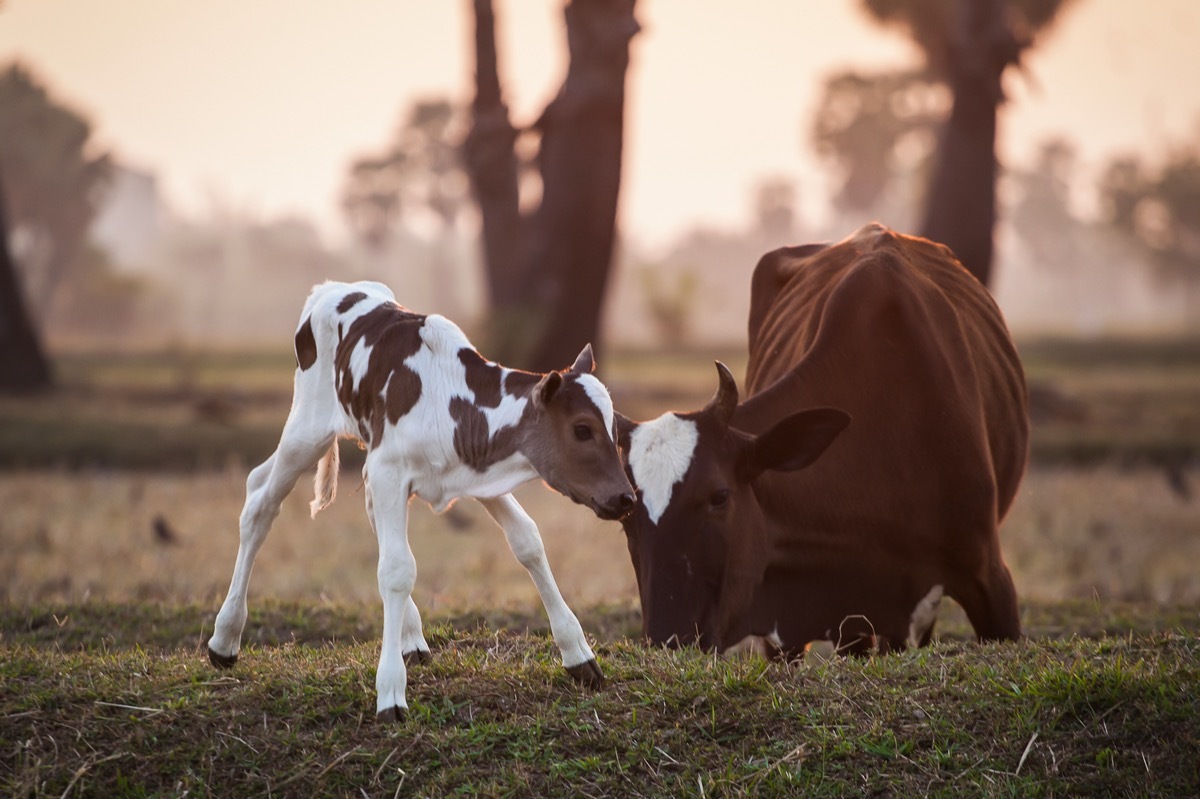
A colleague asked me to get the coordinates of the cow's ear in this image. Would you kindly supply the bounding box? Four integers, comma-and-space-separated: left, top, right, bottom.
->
569, 344, 596, 375
741, 407, 850, 478
534, 371, 564, 408
614, 412, 638, 452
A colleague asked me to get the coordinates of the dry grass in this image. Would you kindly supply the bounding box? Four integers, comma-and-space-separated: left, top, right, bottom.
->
0, 466, 638, 612
2, 463, 1197, 613
1004, 465, 1200, 602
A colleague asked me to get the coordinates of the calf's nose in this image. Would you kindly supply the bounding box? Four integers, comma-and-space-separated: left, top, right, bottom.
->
596, 491, 637, 520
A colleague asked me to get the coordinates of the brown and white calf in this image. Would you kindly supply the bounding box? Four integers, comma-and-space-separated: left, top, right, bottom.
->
207, 281, 635, 722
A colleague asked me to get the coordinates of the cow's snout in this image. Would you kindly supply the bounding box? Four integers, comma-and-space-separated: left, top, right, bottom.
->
596, 491, 636, 521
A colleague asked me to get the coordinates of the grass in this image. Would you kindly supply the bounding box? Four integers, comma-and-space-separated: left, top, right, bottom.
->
2, 342, 1198, 795
3, 600, 1199, 797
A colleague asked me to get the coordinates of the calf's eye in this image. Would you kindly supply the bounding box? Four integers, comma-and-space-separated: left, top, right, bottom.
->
574, 423, 594, 442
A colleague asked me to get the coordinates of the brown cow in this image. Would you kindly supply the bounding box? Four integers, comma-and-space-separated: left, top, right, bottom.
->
615, 223, 1029, 655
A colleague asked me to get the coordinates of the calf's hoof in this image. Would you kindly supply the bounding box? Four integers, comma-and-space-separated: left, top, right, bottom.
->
376, 705, 408, 724
403, 649, 432, 666
565, 658, 604, 688
207, 645, 238, 669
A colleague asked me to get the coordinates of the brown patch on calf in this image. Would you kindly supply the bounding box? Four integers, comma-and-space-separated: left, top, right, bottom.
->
335, 302, 426, 447
337, 291, 369, 314
450, 396, 522, 472
502, 369, 541, 399
295, 316, 318, 371
460, 349, 504, 408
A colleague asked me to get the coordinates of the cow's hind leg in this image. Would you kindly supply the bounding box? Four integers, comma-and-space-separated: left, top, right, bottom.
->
954, 548, 1022, 643
479, 494, 602, 687
207, 427, 333, 668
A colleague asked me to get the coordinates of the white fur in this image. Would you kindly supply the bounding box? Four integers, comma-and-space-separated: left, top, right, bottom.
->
209, 280, 602, 720
628, 413, 699, 524
577, 373, 616, 440
483, 385, 530, 437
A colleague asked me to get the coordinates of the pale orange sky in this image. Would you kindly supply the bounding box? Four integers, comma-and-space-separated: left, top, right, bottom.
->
2, 0, 1199, 250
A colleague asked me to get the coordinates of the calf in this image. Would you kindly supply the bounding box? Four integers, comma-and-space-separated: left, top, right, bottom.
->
207, 281, 635, 722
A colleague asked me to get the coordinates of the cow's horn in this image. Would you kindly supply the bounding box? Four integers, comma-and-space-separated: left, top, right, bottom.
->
706, 361, 738, 427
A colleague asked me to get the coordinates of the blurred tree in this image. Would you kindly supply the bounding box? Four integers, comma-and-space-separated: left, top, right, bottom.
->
0, 160, 51, 391
342, 99, 468, 250
1010, 137, 1080, 269
849, 0, 1077, 286
46, 242, 145, 344
639, 265, 696, 348
465, 0, 639, 371
0, 64, 111, 319
752, 176, 799, 240
811, 69, 943, 214
1100, 137, 1200, 290
341, 151, 403, 251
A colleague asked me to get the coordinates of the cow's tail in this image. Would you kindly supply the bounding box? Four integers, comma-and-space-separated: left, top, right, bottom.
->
310, 440, 340, 518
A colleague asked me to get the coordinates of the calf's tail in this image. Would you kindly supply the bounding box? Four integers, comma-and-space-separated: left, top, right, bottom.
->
310, 441, 340, 518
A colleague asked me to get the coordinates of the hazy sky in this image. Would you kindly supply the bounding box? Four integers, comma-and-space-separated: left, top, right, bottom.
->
2, 0, 1199, 250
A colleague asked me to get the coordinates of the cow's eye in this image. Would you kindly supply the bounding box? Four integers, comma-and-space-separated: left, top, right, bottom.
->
573, 423, 594, 442
708, 488, 730, 510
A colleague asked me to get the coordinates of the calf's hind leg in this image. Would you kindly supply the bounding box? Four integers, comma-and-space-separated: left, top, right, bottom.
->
207, 431, 332, 668
365, 485, 430, 665
365, 463, 418, 722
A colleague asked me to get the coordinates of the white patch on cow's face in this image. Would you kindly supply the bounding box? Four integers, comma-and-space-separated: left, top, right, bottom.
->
628, 413, 698, 525
576, 373, 616, 441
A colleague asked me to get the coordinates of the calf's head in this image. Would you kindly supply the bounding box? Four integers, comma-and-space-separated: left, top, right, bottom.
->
616, 363, 849, 650
523, 345, 636, 521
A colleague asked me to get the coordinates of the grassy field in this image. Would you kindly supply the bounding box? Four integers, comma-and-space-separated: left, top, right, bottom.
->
1, 341, 1198, 796
1, 338, 1198, 470
2, 463, 1199, 608
3, 601, 1199, 797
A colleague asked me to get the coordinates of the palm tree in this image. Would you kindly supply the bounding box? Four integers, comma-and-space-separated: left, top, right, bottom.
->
861, 0, 1078, 287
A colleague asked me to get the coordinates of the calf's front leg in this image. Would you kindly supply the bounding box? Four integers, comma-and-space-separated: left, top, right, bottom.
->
479, 494, 603, 687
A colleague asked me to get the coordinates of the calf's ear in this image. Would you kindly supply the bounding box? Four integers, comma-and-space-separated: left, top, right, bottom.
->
534, 371, 564, 408
614, 412, 638, 453
569, 344, 596, 374
741, 407, 850, 478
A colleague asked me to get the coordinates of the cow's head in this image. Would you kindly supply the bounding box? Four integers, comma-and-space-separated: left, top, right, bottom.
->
616, 363, 849, 650
524, 344, 637, 521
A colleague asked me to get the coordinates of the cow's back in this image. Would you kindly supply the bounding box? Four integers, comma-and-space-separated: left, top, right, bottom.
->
732, 224, 1028, 644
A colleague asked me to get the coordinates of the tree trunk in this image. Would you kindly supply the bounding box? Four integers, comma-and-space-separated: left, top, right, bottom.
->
0, 162, 52, 392
465, 0, 638, 370
463, 0, 529, 359
920, 0, 1020, 289
523, 0, 638, 372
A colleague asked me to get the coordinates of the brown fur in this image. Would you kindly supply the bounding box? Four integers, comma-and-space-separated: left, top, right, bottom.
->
620, 224, 1029, 654
334, 303, 425, 446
